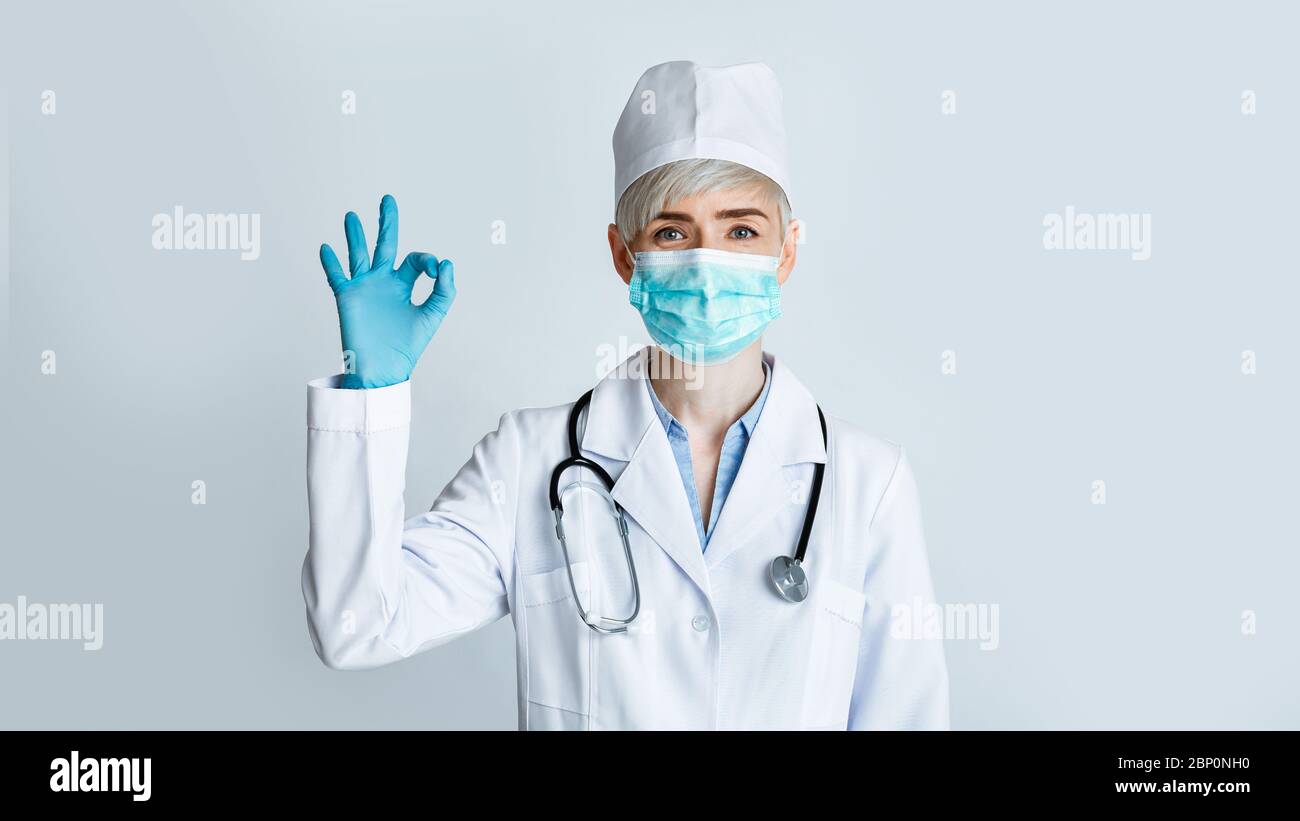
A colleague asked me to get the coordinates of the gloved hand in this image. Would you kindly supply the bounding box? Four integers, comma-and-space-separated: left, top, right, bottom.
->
320, 194, 456, 389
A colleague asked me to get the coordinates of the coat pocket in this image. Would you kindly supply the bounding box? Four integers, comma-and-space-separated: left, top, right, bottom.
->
522, 562, 592, 717
801, 578, 868, 729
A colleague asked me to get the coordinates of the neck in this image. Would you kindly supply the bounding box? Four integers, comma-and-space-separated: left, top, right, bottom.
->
648, 342, 766, 440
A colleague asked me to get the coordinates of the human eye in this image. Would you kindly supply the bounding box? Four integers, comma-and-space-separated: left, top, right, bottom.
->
655, 226, 688, 242
728, 225, 759, 240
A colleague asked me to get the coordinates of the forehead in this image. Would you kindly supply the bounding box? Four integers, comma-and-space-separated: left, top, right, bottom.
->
657, 184, 776, 217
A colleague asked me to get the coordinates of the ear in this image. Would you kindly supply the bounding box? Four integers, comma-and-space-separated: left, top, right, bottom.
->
608, 223, 634, 285
776, 218, 799, 285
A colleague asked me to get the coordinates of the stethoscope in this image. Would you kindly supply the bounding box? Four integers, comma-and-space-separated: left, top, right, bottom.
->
549, 387, 828, 634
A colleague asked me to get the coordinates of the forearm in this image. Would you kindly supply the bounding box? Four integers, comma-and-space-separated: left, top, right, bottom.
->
301, 376, 514, 671
301, 377, 415, 669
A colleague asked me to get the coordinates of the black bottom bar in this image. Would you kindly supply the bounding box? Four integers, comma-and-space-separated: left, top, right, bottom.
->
0, 730, 1287, 808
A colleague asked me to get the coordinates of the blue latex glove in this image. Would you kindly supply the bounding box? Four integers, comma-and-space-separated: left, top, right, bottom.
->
320, 195, 455, 389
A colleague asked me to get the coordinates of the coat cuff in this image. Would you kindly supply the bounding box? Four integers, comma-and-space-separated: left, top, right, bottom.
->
307, 375, 411, 433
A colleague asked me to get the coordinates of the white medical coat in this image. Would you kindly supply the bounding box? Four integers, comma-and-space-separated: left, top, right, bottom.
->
301, 350, 949, 730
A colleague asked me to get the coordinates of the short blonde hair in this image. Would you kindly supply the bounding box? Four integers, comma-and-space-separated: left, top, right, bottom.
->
615, 158, 792, 245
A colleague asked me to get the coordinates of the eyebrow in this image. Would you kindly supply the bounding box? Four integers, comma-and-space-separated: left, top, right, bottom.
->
651, 207, 772, 223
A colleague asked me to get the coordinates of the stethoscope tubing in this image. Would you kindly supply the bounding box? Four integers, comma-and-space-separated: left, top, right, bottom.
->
548, 384, 828, 631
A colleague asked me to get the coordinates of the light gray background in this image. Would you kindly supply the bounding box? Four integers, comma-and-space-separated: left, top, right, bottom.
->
3, 0, 1297, 729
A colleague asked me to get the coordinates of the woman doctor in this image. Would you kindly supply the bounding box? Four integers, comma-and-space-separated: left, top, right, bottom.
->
302, 61, 949, 730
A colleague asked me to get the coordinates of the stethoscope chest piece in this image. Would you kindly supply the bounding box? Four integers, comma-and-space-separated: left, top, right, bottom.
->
769, 555, 809, 603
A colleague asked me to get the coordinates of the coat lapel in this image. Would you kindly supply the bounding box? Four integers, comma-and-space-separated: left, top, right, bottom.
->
580, 348, 712, 598
704, 352, 828, 571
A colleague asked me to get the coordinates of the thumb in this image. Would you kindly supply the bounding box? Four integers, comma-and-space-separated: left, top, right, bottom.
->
420, 259, 456, 318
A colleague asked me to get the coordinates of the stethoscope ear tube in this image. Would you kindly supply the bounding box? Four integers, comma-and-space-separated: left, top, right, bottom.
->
770, 404, 827, 604
549, 389, 610, 510
549, 455, 617, 511
550, 388, 640, 633
792, 405, 828, 565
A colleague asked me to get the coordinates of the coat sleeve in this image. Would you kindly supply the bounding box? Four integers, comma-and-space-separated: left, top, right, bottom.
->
847, 448, 950, 729
300, 376, 517, 670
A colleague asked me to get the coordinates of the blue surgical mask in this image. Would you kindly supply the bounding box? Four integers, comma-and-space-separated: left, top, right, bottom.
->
627, 246, 782, 365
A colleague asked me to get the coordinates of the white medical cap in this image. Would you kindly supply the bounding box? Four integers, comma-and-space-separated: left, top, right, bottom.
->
612, 60, 791, 208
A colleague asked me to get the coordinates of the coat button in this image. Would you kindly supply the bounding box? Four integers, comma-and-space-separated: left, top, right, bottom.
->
691, 615, 711, 632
